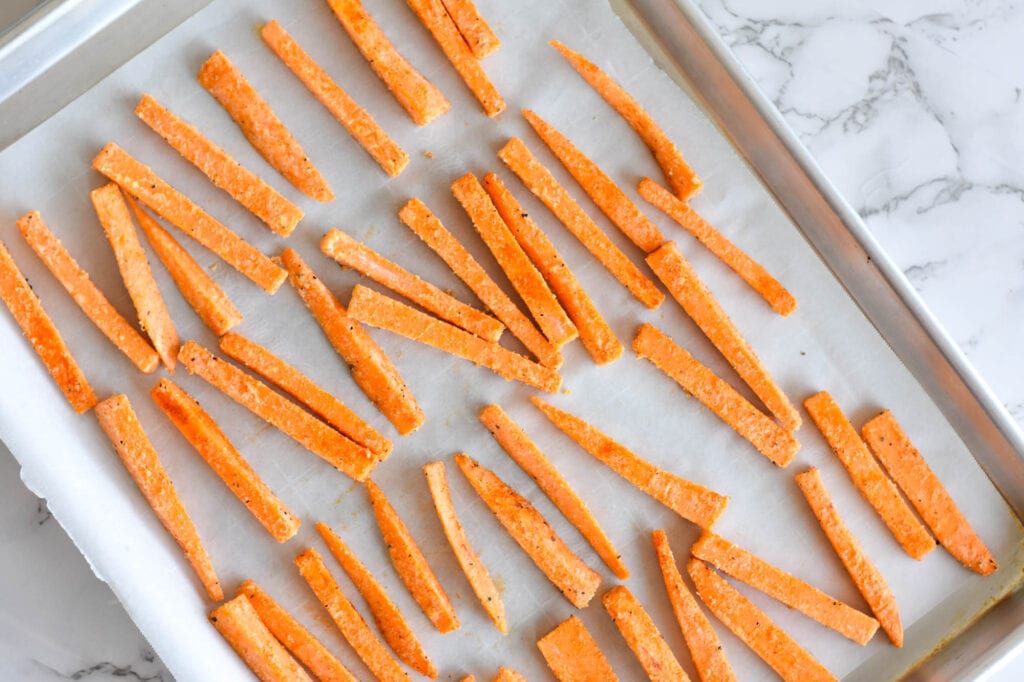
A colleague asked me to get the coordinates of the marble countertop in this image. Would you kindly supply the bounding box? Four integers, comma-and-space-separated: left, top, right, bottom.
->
1, 0, 1022, 679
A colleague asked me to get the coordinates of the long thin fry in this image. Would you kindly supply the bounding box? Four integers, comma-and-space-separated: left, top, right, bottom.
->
602, 585, 689, 682
537, 615, 619, 682
440, 0, 499, 58
210, 595, 312, 682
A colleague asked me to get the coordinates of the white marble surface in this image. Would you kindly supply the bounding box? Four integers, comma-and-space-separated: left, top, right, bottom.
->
2, 0, 1023, 679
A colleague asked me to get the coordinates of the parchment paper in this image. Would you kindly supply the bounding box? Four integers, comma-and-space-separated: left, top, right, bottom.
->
0, 0, 1021, 679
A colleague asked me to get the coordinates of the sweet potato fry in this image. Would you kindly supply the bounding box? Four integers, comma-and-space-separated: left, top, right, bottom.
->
493, 668, 527, 682
423, 461, 507, 634
482, 173, 621, 364
454, 453, 601, 608
796, 467, 903, 647
321, 228, 504, 342
199, 50, 333, 202
210, 595, 312, 682
151, 378, 300, 543
480, 404, 627, 579
92, 143, 286, 294
459, 676, 475, 682
295, 548, 411, 682
239, 580, 359, 682
537, 615, 619, 682
633, 324, 799, 467
440, 0, 499, 58
531, 398, 728, 529
178, 340, 379, 481
688, 558, 837, 682
691, 531, 879, 645
603, 585, 688, 682
652, 530, 735, 682
551, 40, 701, 201
315, 522, 437, 677
260, 20, 408, 178
400, 194, 559, 368
16, 210, 159, 374
326, 0, 450, 126
499, 137, 663, 309
280, 248, 425, 435
94, 394, 221, 600
804, 391, 935, 560
523, 110, 664, 253
91, 183, 179, 371
647, 241, 800, 431
135, 93, 303, 235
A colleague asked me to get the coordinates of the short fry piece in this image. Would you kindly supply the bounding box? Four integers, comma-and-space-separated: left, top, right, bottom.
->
863, 410, 997, 575
499, 137, 664, 310
440, 0, 499, 58
603, 586, 688, 681
94, 394, 221, 600
280, 248, 424, 435
480, 404, 627, 579
804, 391, 935, 560
796, 467, 903, 646
424, 461, 507, 634
493, 669, 527, 682
199, 50, 333, 202
178, 340, 380, 481
16, 210, 159, 373
260, 20, 408, 178
459, 676, 475, 682
552, 41, 701, 201
326, 0, 450, 126
210, 595, 312, 682
647, 241, 800, 431
688, 559, 837, 682
633, 323, 799, 467
455, 453, 601, 608
537, 615, 619, 682
532, 398, 727, 528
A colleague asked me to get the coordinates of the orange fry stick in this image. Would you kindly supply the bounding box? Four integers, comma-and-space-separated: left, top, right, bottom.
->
602, 585, 688, 682
326, 0, 450, 126
647, 241, 800, 431
480, 404, 627, 579
796, 467, 903, 647
315, 522, 437, 677
633, 323, 799, 467
499, 137, 664, 309
423, 461, 507, 634
459, 677, 475, 682
482, 173, 621, 364
210, 595, 312, 682
321, 228, 504, 342
260, 20, 408, 178
532, 398, 728, 528
151, 378, 300, 543
348, 285, 561, 393
239, 580, 359, 682
862, 410, 997, 575
537, 615, 619, 682
92, 143, 286, 294
692, 531, 879, 645
280, 248, 425, 435
401, 192, 559, 368
804, 391, 935, 560
652, 530, 735, 682
16, 210, 159, 373
127, 197, 242, 337
639, 178, 795, 315
440, 0, 499, 58
523, 110, 664, 253
91, 183, 179, 371
135, 93, 303, 235
493, 669, 527, 682
551, 40, 701, 201
178, 340, 379, 481
688, 559, 837, 682
199, 50, 333, 202
455, 453, 601, 608
295, 548, 411, 682
94, 394, 221, 599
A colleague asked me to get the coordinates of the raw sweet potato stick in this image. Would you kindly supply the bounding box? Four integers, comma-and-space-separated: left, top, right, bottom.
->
440, 0, 500, 58
537, 615, 619, 682
602, 585, 689, 682
210, 595, 313, 682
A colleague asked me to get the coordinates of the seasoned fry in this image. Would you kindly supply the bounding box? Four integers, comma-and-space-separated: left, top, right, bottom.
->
16, 210, 159, 373
210, 595, 312, 682
804, 391, 935, 560
537, 615, 619, 682
440, 0, 500, 58
455, 453, 601, 608
532, 398, 728, 528
199, 50, 333, 202
94, 394, 221, 600
602, 585, 688, 682
493, 668, 527, 682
